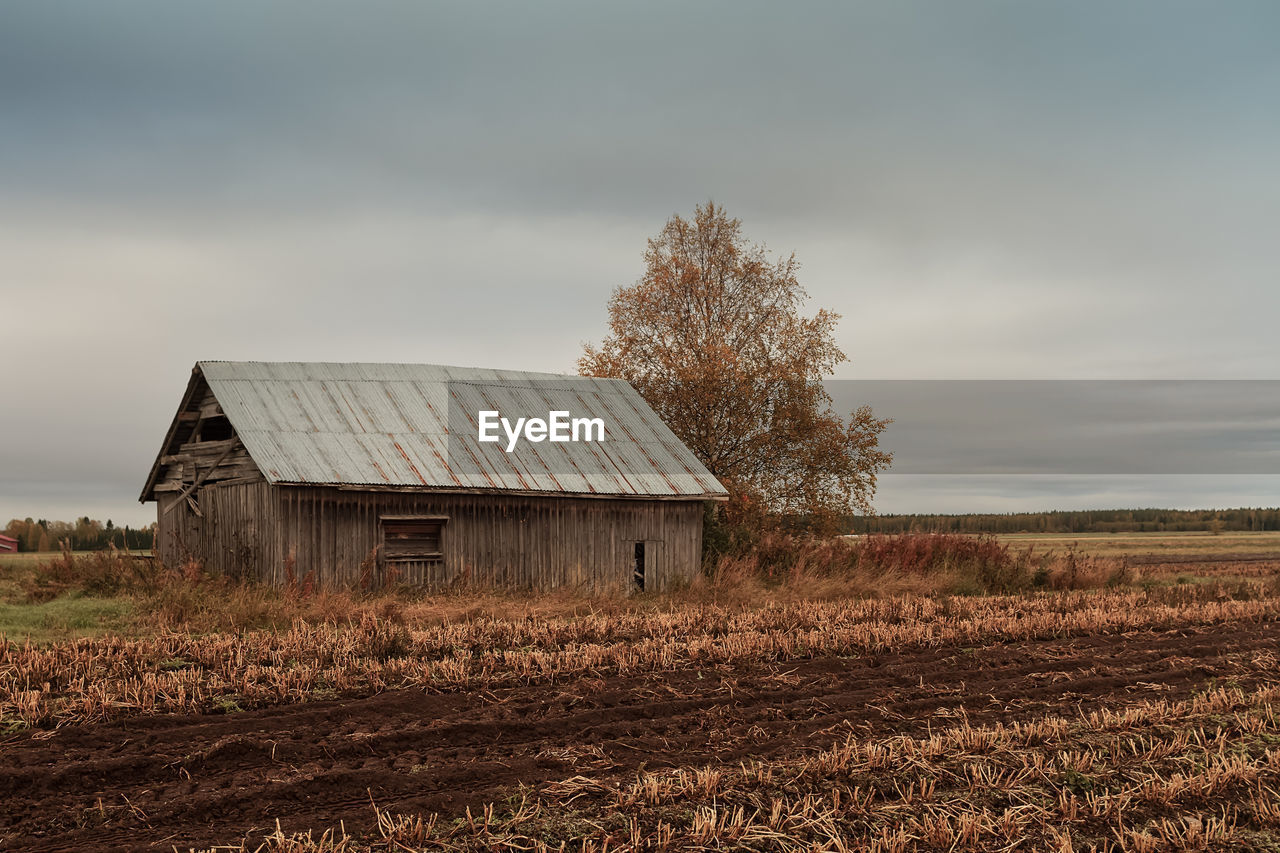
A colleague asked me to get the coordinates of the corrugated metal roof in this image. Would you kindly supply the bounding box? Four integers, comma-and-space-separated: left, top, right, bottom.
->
193, 361, 726, 498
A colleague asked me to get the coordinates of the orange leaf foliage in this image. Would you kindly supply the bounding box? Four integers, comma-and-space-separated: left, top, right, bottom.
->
579, 202, 891, 532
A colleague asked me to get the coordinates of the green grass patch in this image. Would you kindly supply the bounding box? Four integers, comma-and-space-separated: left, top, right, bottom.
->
0, 594, 136, 644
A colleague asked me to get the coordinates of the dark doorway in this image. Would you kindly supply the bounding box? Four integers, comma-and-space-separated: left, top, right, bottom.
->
633, 542, 646, 591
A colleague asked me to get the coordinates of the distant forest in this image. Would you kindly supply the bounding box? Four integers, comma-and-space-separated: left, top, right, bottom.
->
3, 517, 156, 552
848, 508, 1280, 535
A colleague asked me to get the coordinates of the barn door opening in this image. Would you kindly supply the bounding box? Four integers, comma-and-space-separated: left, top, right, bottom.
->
632, 542, 646, 591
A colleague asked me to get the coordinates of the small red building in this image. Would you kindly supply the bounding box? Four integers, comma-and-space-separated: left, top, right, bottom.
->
0, 534, 18, 553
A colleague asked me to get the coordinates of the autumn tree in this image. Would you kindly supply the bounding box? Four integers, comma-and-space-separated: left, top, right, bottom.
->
579, 202, 891, 534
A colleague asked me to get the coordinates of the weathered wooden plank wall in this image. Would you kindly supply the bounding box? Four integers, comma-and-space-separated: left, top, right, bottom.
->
270, 488, 703, 592
157, 484, 704, 592
156, 481, 275, 581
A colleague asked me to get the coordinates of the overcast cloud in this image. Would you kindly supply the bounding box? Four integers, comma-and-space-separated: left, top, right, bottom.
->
2, 2, 1278, 524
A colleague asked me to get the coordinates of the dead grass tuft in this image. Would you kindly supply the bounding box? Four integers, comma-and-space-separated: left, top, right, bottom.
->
699, 533, 1135, 601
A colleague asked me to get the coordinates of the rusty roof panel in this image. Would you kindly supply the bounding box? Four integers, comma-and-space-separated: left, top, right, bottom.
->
196, 361, 726, 498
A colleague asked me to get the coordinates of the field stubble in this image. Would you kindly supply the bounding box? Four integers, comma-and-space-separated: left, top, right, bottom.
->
1, 572, 1280, 851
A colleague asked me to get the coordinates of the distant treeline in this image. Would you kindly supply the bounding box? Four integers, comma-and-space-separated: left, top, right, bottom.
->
848, 508, 1280, 535
3, 517, 156, 552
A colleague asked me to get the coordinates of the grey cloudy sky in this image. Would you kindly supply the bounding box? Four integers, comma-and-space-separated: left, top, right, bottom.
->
2, 1, 1279, 525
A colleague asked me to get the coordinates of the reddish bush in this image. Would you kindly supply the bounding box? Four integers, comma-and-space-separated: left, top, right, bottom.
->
708, 532, 1039, 596
854, 533, 1030, 593
854, 533, 1009, 573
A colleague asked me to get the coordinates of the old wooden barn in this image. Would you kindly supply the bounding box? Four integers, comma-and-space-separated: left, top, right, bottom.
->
140, 361, 726, 591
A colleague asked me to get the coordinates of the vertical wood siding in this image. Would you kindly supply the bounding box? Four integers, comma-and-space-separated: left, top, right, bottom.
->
156, 481, 276, 581
159, 485, 703, 592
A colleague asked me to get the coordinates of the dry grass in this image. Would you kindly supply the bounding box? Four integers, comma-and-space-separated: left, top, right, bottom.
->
997, 529, 1280, 558
1, 534, 1139, 641
7, 545, 644, 636
702, 533, 1135, 602
3, 580, 1276, 731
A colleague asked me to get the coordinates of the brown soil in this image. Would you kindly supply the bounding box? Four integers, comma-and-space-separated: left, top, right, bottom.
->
2, 619, 1278, 852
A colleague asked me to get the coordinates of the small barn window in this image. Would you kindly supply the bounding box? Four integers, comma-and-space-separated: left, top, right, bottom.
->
380, 516, 446, 561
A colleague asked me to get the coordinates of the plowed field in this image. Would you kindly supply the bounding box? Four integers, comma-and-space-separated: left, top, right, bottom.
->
4, 613, 1279, 851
